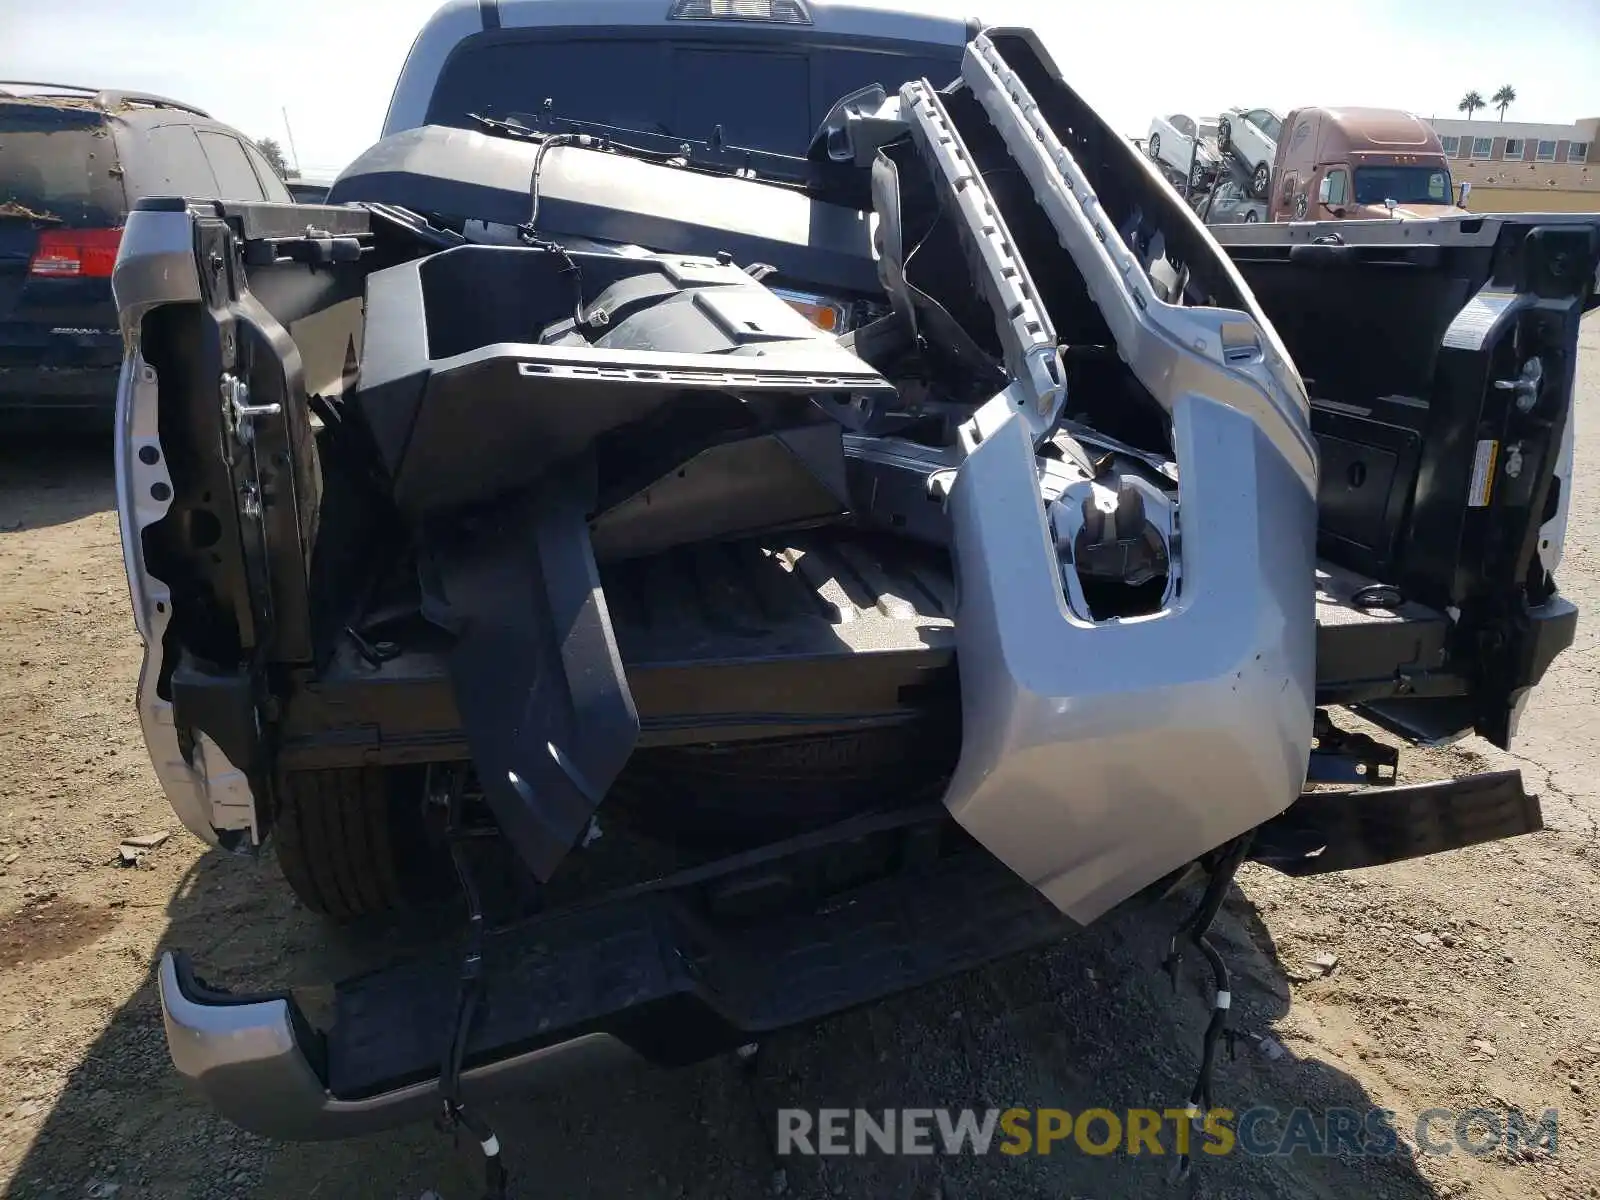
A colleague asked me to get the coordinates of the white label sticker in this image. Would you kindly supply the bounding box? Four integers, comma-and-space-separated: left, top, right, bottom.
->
1468, 439, 1499, 508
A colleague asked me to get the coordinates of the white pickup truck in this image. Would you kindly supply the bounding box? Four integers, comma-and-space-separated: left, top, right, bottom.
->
111, 1, 1593, 1190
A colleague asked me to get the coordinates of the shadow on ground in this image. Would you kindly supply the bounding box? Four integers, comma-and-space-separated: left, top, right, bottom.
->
5, 838, 1448, 1200
0, 435, 115, 531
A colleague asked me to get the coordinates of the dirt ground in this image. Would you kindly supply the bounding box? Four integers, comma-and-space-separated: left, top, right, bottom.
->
1, 319, 1597, 1200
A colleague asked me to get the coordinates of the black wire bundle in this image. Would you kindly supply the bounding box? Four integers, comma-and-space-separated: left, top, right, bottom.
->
1164, 832, 1253, 1180
514, 132, 589, 332
430, 768, 508, 1200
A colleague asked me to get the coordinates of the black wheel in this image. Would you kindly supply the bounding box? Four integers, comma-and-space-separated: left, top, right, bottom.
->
1243, 209, 1258, 223
1216, 119, 1232, 154
273, 765, 451, 920
1148, 132, 1161, 161
1251, 162, 1271, 198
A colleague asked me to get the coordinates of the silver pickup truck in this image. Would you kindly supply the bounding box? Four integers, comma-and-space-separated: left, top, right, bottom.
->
110, 0, 1595, 1186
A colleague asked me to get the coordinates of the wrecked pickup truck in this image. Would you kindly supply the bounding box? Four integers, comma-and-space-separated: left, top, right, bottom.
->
112, 4, 1594, 1183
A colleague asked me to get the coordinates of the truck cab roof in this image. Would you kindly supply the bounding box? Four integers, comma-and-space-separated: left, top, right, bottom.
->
1292, 106, 1438, 154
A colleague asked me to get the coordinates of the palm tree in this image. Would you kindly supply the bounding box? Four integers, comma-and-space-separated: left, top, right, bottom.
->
1458, 90, 1485, 119
1492, 85, 1517, 120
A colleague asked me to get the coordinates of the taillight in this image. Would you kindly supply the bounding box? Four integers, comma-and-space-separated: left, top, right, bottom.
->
667, 0, 812, 22
28, 228, 123, 278
771, 287, 849, 334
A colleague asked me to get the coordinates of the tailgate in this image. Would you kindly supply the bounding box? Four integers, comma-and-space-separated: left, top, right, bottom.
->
0, 98, 126, 360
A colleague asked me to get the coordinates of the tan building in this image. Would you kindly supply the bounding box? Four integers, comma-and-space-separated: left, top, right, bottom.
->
1426, 115, 1597, 213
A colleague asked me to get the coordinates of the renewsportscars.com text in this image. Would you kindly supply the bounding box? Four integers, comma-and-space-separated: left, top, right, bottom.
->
776, 1107, 1560, 1158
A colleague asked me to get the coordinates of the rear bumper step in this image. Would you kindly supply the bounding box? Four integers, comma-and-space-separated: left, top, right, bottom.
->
160, 834, 1070, 1141
162, 771, 1545, 1139
159, 953, 633, 1141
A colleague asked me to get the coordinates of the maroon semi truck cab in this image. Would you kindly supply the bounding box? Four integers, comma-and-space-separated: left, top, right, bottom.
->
1269, 106, 1463, 222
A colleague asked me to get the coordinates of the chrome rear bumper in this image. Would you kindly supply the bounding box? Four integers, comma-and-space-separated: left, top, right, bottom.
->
157, 952, 636, 1141
155, 826, 1072, 1140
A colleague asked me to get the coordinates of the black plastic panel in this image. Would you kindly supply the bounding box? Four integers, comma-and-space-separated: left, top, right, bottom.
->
1253, 771, 1541, 876
589, 425, 850, 563
169, 659, 260, 775
1317, 433, 1400, 550
419, 468, 639, 881
353, 244, 895, 517
1311, 405, 1422, 576
1225, 252, 1483, 589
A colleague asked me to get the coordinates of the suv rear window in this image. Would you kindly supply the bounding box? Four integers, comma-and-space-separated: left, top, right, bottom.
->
425, 35, 963, 156
0, 101, 126, 227
197, 130, 267, 201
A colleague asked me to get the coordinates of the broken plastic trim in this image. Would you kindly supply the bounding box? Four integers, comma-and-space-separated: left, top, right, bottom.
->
957, 32, 1316, 491
1250, 771, 1542, 875
897, 79, 1067, 444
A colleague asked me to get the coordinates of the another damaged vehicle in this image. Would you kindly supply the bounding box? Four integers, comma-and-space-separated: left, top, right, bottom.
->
111, 0, 1595, 1183
1, 82, 293, 428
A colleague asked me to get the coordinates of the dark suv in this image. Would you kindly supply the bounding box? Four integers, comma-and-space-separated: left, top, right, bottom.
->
1, 82, 293, 429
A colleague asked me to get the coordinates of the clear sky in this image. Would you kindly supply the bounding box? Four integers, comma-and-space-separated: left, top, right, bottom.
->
4, 0, 1597, 178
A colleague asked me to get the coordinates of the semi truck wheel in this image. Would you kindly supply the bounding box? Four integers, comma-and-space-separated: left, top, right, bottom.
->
273, 766, 449, 920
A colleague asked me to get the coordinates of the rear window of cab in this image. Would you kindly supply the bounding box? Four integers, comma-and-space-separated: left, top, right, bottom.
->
424, 34, 962, 157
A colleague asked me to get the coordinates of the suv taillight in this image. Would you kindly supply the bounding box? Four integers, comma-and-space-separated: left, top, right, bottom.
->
28, 228, 122, 278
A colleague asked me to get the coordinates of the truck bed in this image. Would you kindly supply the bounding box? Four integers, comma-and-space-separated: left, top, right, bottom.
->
278, 534, 1450, 772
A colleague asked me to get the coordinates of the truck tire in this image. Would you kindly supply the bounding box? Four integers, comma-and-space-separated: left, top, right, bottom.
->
273, 766, 448, 920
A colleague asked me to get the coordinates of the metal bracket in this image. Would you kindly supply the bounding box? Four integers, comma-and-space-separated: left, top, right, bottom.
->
217, 364, 278, 646
1492, 355, 1543, 413
1306, 710, 1399, 786
221, 372, 283, 446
